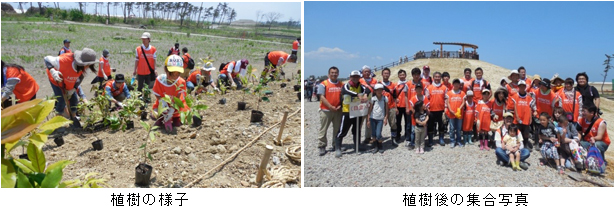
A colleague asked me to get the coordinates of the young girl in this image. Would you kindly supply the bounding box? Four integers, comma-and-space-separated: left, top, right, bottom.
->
538, 112, 562, 174
557, 115, 580, 171
503, 124, 522, 171
552, 107, 564, 127
413, 100, 429, 154
462, 90, 476, 146
367, 84, 388, 154
476, 89, 492, 151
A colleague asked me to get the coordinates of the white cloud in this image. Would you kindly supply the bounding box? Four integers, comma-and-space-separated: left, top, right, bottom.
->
371, 56, 383, 60
305, 47, 359, 60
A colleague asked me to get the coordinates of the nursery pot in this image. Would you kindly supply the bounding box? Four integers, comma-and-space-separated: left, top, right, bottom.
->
126, 120, 134, 129
297, 92, 301, 101
192, 115, 202, 127
92, 140, 104, 151
18, 154, 29, 160
293, 85, 301, 92
250, 110, 264, 123
135, 163, 153, 186
141, 111, 148, 120
54, 136, 64, 147
280, 83, 287, 88
238, 102, 247, 110
219, 98, 226, 105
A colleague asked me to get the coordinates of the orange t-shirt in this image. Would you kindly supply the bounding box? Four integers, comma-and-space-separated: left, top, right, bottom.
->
489, 98, 505, 122
136, 45, 157, 75
320, 79, 344, 111
511, 93, 533, 125
182, 53, 191, 70
394, 82, 408, 108
534, 90, 557, 117
4, 66, 39, 102
426, 83, 447, 112
292, 40, 300, 51
46, 53, 83, 90
558, 90, 581, 123
406, 80, 429, 102
461, 77, 473, 92
446, 89, 466, 119
476, 100, 492, 132
152, 76, 189, 117
462, 101, 477, 131
104, 80, 125, 97
506, 83, 520, 111
220, 61, 239, 78
98, 56, 111, 78
359, 78, 378, 93
267, 51, 289, 66
578, 118, 610, 145
382, 81, 397, 109
409, 95, 430, 126
470, 79, 489, 103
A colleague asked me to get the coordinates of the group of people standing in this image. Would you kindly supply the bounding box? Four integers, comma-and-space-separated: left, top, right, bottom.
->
315, 65, 609, 174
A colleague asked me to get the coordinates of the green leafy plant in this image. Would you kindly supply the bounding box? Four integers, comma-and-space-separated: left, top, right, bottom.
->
253, 83, 271, 111
116, 90, 145, 131
1, 99, 107, 188
60, 172, 110, 188
138, 120, 159, 164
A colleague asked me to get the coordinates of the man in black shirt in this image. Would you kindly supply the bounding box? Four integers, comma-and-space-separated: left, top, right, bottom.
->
575, 72, 601, 114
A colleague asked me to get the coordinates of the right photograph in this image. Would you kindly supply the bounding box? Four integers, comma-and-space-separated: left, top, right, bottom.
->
303, 1, 614, 187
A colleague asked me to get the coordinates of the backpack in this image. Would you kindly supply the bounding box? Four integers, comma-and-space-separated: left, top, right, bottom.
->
585, 145, 606, 174
186, 57, 195, 70
219, 62, 228, 72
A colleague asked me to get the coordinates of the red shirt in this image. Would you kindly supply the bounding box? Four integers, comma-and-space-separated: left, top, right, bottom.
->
104, 80, 125, 97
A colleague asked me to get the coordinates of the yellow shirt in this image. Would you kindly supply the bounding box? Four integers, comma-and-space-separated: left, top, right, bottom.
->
342, 85, 362, 113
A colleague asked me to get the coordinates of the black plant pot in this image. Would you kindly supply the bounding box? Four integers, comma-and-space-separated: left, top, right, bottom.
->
135, 163, 153, 186
281, 83, 287, 88
293, 85, 301, 92
297, 92, 301, 101
238, 102, 246, 110
126, 120, 134, 129
250, 110, 264, 123
54, 136, 64, 147
219, 98, 226, 105
18, 154, 29, 160
92, 140, 103, 151
192, 115, 202, 127
141, 111, 148, 121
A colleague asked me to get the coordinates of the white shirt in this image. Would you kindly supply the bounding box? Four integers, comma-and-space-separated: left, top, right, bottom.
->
370, 95, 388, 120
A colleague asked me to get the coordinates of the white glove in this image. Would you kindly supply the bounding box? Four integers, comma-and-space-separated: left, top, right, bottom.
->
117, 102, 125, 108
214, 87, 220, 91
67, 89, 76, 99
158, 99, 174, 122
103, 75, 108, 80
50, 68, 63, 83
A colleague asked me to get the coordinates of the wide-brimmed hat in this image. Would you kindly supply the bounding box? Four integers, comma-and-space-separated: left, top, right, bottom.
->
503, 112, 513, 118
74, 48, 98, 66
533, 74, 541, 81
165, 55, 184, 73
202, 62, 215, 71
551, 74, 564, 84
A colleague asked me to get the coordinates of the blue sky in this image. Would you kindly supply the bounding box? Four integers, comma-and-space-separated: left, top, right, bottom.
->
304, 1, 614, 81
8, 2, 301, 22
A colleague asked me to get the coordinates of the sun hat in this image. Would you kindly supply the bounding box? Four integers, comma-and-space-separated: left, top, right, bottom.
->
551, 74, 564, 84
510, 69, 519, 76
141, 32, 151, 39
482, 89, 491, 94
202, 62, 215, 71
503, 112, 513, 118
533, 74, 541, 81
500, 77, 511, 84
165, 55, 184, 73
73, 48, 98, 66
374, 83, 384, 90
350, 70, 361, 77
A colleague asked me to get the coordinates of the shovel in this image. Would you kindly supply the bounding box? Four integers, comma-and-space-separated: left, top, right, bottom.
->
566, 171, 610, 187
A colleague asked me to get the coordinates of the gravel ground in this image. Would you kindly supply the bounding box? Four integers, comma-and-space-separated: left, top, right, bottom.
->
304, 101, 612, 187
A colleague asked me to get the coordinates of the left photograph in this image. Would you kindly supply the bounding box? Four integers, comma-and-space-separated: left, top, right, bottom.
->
1, 2, 302, 188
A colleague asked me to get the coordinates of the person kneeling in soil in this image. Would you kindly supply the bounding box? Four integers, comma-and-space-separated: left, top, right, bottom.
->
219, 59, 249, 89
494, 112, 530, 170
187, 62, 219, 94
104, 74, 131, 110
152, 55, 189, 132
263, 51, 297, 80
367, 83, 388, 154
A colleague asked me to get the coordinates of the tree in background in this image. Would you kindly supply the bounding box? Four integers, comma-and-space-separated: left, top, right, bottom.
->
265, 12, 282, 30
602, 54, 613, 93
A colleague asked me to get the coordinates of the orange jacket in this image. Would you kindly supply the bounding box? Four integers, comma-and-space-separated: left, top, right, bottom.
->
476, 100, 492, 132
426, 83, 447, 112
557, 89, 582, 123
4, 66, 39, 102
46, 53, 83, 90
136, 45, 157, 75
98, 56, 111, 78
409, 95, 430, 125
534, 89, 558, 118
445, 89, 466, 119
319, 79, 344, 111
152, 76, 189, 117
578, 118, 610, 145
462, 101, 477, 131
511, 93, 534, 125
292, 40, 300, 51
381, 81, 397, 109
267, 51, 290, 66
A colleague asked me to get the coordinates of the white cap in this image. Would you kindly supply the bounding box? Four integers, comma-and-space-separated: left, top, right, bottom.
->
141, 32, 151, 39
350, 70, 361, 77
510, 69, 519, 76
374, 84, 384, 90
518, 80, 527, 86
466, 90, 474, 96
362, 65, 371, 71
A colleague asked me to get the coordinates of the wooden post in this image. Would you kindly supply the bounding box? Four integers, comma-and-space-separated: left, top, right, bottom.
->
440, 44, 443, 58
256, 145, 274, 185
276, 112, 289, 145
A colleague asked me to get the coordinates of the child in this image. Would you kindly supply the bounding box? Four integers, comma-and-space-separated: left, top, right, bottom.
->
552, 107, 564, 127
476, 89, 492, 151
187, 62, 219, 94
152, 55, 190, 132
503, 124, 522, 171
413, 100, 429, 154
538, 112, 562, 174
462, 90, 476, 146
367, 84, 388, 154
446, 78, 466, 148
408, 83, 430, 149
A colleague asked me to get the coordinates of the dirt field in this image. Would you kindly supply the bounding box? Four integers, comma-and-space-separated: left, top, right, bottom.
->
2, 21, 302, 188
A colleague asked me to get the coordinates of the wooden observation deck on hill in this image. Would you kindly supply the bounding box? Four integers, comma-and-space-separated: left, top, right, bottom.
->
414, 42, 480, 60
